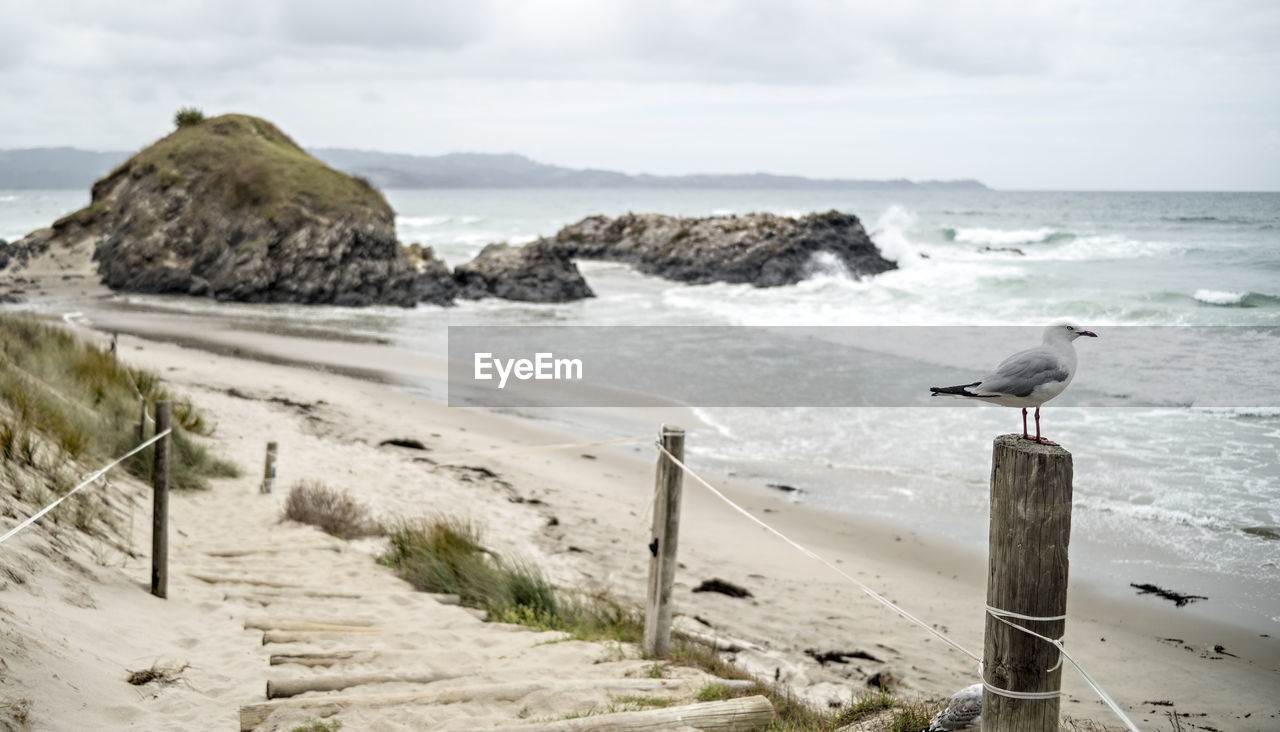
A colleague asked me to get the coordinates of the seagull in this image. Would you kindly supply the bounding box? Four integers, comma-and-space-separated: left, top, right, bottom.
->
930, 323, 1097, 446
924, 682, 983, 731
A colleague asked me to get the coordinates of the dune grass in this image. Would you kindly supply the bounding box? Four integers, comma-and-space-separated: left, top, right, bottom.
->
377, 514, 947, 729
0, 314, 239, 495
281, 480, 384, 540
378, 515, 642, 643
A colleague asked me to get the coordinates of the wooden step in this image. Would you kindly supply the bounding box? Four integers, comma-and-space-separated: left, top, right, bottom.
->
238, 678, 756, 731
266, 671, 456, 699
487, 694, 775, 731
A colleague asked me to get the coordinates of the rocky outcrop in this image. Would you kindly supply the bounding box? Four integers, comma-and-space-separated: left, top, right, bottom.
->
454, 242, 593, 302
404, 243, 457, 306
6, 114, 455, 307
540, 211, 896, 287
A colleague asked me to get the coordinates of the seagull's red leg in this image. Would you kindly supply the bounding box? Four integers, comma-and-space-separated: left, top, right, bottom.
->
1032, 407, 1059, 446
1021, 408, 1030, 439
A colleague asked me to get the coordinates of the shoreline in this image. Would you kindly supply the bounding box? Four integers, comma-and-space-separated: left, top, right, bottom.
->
8, 279, 1276, 728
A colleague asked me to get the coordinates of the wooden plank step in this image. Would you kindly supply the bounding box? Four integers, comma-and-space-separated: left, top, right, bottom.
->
205, 544, 344, 557
189, 572, 304, 588
239, 679, 756, 731
487, 694, 775, 731
261, 629, 388, 644
267, 671, 456, 699
245, 617, 378, 632
269, 651, 375, 667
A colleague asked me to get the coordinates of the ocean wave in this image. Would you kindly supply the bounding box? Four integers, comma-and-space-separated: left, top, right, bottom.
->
943, 226, 1072, 246
1020, 234, 1182, 262
926, 233, 1181, 263
802, 251, 853, 279
869, 205, 923, 267
396, 215, 452, 227
1193, 289, 1280, 308
1162, 215, 1255, 225
0, 195, 18, 202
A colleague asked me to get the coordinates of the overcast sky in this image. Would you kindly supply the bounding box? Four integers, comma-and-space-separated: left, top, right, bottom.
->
1, 0, 1277, 190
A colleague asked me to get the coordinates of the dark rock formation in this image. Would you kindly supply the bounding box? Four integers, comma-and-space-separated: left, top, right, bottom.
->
454, 242, 593, 302
6, 114, 455, 307
0, 230, 61, 273
404, 243, 457, 306
540, 210, 896, 287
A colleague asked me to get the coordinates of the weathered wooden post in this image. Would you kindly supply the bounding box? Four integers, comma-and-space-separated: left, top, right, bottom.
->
109, 332, 118, 363
150, 400, 171, 599
643, 425, 685, 658
983, 434, 1073, 732
261, 441, 278, 494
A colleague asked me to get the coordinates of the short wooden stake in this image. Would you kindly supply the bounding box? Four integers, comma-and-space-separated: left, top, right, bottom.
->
109, 332, 118, 362
261, 441, 278, 494
150, 400, 171, 599
644, 424, 685, 658
983, 434, 1073, 732
137, 396, 147, 443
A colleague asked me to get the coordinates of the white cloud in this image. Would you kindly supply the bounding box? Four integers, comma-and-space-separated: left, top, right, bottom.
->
0, 0, 1276, 189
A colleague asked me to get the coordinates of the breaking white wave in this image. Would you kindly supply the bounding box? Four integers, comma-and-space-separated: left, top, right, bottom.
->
949, 226, 1062, 246
870, 205, 923, 267
1195, 289, 1247, 306
396, 215, 452, 227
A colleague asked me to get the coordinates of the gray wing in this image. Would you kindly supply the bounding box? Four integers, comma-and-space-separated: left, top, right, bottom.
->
927, 684, 983, 731
973, 345, 1068, 398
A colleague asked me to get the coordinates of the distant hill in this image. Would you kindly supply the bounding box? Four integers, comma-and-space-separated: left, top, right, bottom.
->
0, 146, 988, 191
311, 148, 988, 190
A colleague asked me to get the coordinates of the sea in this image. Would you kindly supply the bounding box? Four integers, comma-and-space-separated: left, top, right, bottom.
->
3, 187, 1278, 634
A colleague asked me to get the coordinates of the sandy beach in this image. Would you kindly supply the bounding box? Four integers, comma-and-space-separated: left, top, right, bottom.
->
0, 271, 1275, 731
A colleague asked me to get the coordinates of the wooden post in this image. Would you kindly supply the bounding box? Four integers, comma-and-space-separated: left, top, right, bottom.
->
109, 332, 117, 363
150, 401, 171, 599
137, 396, 147, 443
644, 424, 685, 658
261, 441, 278, 494
983, 434, 1073, 732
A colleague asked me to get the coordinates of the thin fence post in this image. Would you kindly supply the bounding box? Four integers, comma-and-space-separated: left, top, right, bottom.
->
137, 396, 147, 443
109, 332, 118, 363
150, 401, 171, 599
644, 424, 685, 658
983, 434, 1073, 732
261, 441, 278, 494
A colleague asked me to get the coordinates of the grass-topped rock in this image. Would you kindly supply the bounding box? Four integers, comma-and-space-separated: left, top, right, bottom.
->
12, 113, 451, 306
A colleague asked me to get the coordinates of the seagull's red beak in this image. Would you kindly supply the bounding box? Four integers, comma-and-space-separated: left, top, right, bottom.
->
1080, 330, 1098, 337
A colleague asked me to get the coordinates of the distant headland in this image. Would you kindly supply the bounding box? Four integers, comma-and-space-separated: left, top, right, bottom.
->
0, 146, 987, 191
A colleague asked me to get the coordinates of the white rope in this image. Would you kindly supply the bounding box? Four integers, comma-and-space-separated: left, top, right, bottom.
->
986, 606, 1065, 672
979, 660, 1064, 700
0, 428, 172, 545
985, 607, 1140, 731
427, 435, 650, 464
653, 442, 982, 663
